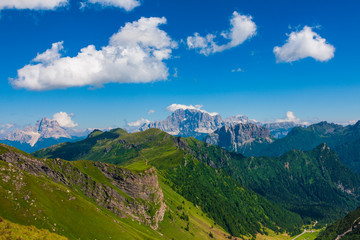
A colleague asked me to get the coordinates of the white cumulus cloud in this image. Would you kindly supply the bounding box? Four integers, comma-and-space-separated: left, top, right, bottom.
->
85, 0, 140, 11
275, 111, 310, 125
274, 26, 335, 63
53, 112, 78, 128
148, 109, 155, 114
127, 118, 151, 127
0, 0, 68, 10
33, 41, 64, 64
11, 17, 177, 91
187, 11, 257, 55
276, 111, 300, 123
166, 104, 219, 116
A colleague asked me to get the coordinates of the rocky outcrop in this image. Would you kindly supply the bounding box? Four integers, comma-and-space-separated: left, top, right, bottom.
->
1, 117, 90, 152
137, 108, 301, 141
140, 109, 224, 139
204, 123, 273, 154
0, 146, 166, 230
5, 118, 71, 147
138, 109, 262, 140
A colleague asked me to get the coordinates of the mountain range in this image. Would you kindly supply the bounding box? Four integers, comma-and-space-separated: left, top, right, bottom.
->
0, 108, 305, 154
1, 131, 303, 239
2, 110, 360, 239
223, 121, 360, 174
137, 108, 302, 140
0, 118, 88, 152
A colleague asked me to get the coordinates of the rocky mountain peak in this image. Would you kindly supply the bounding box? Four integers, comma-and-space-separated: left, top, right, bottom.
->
223, 115, 252, 125
136, 107, 302, 140
35, 117, 71, 139
204, 123, 273, 153
2, 117, 74, 148
139, 108, 224, 138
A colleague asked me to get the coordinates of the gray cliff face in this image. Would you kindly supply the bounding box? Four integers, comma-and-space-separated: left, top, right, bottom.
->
35, 117, 71, 139
1, 118, 88, 152
137, 108, 299, 140
140, 109, 223, 139
204, 123, 273, 154
5, 117, 70, 146
0, 146, 166, 230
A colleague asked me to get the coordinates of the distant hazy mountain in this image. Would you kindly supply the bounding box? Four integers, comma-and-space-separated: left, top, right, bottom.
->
263, 121, 303, 138
223, 114, 256, 125
139, 109, 224, 139
204, 123, 273, 154
0, 117, 88, 152
137, 108, 297, 140
239, 121, 360, 173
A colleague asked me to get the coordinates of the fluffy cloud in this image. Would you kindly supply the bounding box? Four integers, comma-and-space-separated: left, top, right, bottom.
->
148, 109, 155, 114
274, 26, 335, 63
85, 0, 140, 11
166, 104, 219, 116
127, 118, 151, 127
187, 11, 257, 55
275, 111, 310, 125
0, 0, 68, 10
53, 112, 78, 128
276, 111, 300, 123
231, 68, 243, 72
0, 0, 139, 11
11, 17, 177, 91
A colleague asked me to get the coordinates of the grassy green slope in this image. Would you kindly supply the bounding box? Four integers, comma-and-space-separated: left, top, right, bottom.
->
34, 129, 304, 238
0, 216, 68, 240
0, 152, 160, 239
182, 138, 360, 223
0, 143, 232, 240
34, 128, 360, 225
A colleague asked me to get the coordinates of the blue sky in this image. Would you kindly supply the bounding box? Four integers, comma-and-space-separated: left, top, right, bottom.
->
0, 0, 359, 130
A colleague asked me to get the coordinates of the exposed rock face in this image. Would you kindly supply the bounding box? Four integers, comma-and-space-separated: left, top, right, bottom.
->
204, 123, 273, 153
5, 127, 41, 147
35, 118, 71, 139
223, 115, 255, 125
140, 109, 224, 139
1, 118, 88, 152
137, 108, 301, 140
139, 109, 261, 140
0, 146, 166, 229
5, 118, 70, 147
